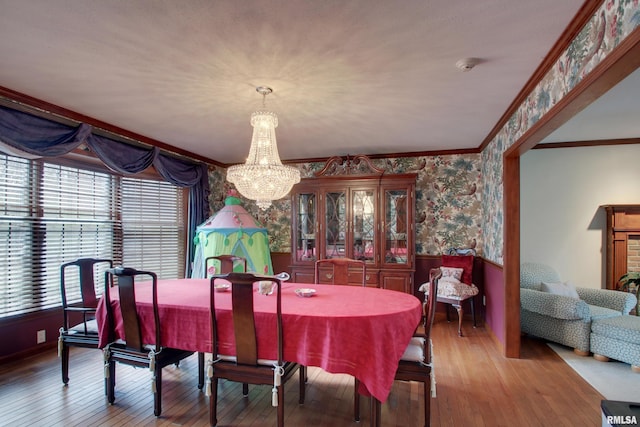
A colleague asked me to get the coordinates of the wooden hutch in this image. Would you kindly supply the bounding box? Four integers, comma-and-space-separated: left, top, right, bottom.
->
603, 204, 640, 289
289, 155, 416, 293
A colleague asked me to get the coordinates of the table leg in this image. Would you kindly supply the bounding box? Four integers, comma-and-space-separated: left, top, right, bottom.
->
370, 396, 381, 427
198, 352, 204, 389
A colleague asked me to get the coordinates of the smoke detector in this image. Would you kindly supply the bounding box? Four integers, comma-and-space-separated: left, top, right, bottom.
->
456, 58, 480, 72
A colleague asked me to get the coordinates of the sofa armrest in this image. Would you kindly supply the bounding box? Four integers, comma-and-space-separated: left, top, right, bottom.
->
520, 288, 590, 320
575, 288, 636, 314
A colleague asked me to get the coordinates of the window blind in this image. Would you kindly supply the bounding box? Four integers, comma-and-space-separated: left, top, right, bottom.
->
0, 153, 186, 317
121, 177, 185, 279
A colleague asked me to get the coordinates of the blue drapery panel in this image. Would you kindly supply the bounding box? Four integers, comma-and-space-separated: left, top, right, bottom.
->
0, 105, 92, 156
154, 152, 210, 274
0, 104, 209, 277
87, 133, 159, 174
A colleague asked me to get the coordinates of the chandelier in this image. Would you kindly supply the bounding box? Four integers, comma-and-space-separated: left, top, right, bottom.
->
227, 86, 301, 210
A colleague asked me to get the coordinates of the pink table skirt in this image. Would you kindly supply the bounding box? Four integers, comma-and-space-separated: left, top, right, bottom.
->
96, 279, 421, 402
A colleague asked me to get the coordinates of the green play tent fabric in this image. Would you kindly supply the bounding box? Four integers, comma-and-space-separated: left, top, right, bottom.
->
191, 194, 273, 278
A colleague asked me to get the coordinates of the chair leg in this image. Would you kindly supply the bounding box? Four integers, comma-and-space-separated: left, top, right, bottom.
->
454, 304, 464, 337
198, 352, 205, 390
106, 361, 116, 404
370, 396, 381, 427
470, 297, 477, 328
153, 368, 162, 416
209, 378, 219, 426
424, 376, 430, 427
354, 378, 361, 421
277, 384, 285, 427
299, 366, 305, 404
242, 383, 249, 396
61, 344, 70, 385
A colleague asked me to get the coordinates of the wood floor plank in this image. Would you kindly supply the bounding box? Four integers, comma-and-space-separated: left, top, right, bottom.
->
0, 314, 604, 426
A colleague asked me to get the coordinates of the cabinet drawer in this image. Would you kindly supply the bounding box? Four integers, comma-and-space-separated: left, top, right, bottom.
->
379, 271, 412, 293
315, 266, 378, 287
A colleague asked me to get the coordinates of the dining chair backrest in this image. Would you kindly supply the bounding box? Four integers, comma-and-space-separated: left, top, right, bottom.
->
210, 272, 283, 365
104, 267, 160, 353
60, 257, 113, 328
314, 258, 366, 286
204, 255, 247, 277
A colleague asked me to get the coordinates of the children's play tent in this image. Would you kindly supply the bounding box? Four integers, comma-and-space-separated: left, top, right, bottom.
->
191, 194, 273, 278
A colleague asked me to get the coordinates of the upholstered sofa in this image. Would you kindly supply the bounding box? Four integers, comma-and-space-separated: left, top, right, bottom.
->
520, 262, 636, 354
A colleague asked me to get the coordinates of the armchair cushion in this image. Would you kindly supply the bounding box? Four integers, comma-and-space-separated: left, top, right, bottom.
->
441, 255, 473, 284
520, 288, 590, 320
540, 281, 580, 299
419, 279, 479, 300
440, 266, 463, 281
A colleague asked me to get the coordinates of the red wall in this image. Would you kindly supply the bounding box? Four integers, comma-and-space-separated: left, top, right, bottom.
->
0, 308, 61, 362
482, 262, 505, 345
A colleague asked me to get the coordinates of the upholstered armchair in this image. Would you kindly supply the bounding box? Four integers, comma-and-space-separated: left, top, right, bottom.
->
520, 262, 636, 354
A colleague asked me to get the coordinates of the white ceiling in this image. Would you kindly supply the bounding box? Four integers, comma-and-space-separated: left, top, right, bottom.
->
0, 0, 594, 164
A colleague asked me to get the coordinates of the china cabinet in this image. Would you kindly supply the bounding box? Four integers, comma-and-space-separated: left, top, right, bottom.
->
290, 155, 416, 293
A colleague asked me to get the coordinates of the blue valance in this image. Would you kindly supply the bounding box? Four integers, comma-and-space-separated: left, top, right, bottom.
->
0, 104, 209, 277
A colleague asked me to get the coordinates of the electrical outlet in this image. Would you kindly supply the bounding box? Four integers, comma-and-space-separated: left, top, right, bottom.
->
37, 329, 46, 344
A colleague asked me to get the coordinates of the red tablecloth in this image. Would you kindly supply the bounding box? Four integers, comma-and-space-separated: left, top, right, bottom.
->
96, 279, 421, 402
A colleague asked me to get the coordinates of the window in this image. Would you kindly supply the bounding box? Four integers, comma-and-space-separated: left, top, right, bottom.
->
0, 153, 186, 318
121, 176, 186, 279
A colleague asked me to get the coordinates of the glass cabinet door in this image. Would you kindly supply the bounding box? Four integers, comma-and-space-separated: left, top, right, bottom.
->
351, 189, 376, 262
294, 192, 317, 262
383, 189, 409, 265
323, 190, 346, 259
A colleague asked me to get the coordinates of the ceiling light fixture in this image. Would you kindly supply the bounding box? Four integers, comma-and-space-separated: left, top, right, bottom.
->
226, 86, 301, 210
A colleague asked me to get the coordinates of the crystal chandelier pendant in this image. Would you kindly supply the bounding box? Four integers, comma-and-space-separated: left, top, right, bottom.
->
227, 87, 301, 210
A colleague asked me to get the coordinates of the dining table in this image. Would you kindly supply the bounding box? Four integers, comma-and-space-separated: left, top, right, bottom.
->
95, 278, 422, 426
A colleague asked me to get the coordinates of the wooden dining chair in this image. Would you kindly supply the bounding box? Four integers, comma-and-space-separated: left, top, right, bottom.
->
58, 257, 113, 384
355, 267, 441, 426
103, 267, 195, 417
206, 272, 305, 427
314, 257, 367, 286
199, 255, 247, 390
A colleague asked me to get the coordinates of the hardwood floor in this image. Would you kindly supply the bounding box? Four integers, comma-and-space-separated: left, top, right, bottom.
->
0, 315, 604, 426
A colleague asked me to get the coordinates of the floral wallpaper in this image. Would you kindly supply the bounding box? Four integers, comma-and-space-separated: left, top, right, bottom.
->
207, 154, 483, 256
415, 155, 482, 255
481, 0, 640, 265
